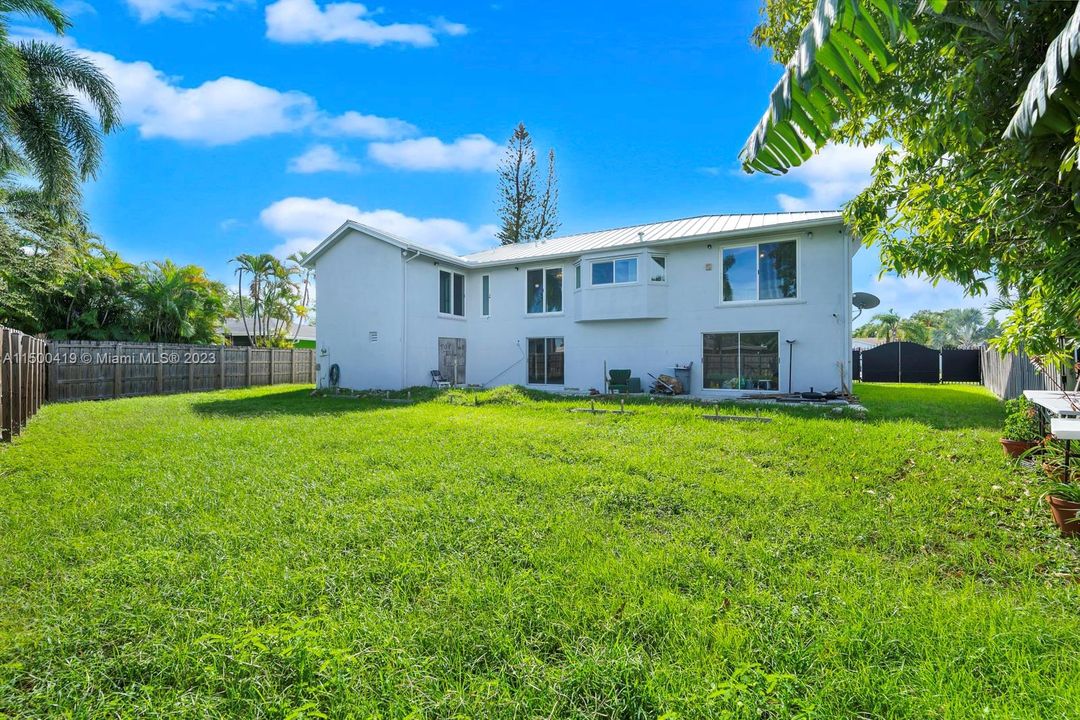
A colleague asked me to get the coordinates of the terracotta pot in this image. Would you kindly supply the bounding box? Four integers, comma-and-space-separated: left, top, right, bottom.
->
1000, 438, 1038, 459
1047, 495, 1080, 536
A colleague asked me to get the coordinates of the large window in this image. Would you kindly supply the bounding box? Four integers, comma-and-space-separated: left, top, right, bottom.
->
481, 274, 490, 316
440, 270, 465, 317
722, 240, 796, 302
592, 257, 637, 285
527, 267, 563, 314
702, 332, 779, 391
527, 337, 564, 385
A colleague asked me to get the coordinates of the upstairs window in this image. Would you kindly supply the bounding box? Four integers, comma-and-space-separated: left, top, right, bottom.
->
592, 257, 637, 285
722, 240, 796, 302
649, 255, 666, 282
527, 267, 563, 314
439, 270, 465, 317
481, 274, 490, 316
575, 263, 582, 289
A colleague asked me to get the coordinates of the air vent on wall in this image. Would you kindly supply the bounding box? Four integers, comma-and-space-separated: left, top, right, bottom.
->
369, 331, 378, 342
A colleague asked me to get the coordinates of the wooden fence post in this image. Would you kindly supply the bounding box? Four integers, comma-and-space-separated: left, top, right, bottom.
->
218, 345, 226, 389
290, 349, 297, 383
1, 329, 11, 442
188, 348, 195, 392
155, 344, 164, 394
112, 341, 121, 398
47, 340, 58, 402
12, 332, 23, 433
245, 347, 252, 387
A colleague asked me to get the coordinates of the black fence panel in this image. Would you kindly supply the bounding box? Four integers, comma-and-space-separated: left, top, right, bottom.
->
898, 342, 941, 383
852, 349, 862, 381
861, 342, 901, 382
859, 341, 944, 383
941, 348, 981, 383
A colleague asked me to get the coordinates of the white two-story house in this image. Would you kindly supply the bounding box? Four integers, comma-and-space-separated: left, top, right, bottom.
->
303, 211, 858, 396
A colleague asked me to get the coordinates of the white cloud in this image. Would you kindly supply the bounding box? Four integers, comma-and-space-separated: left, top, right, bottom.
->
265, 0, 467, 47
314, 111, 417, 139
82, 50, 316, 144
78, 48, 416, 146
125, 0, 248, 22
368, 134, 501, 172
61, 0, 97, 16
288, 144, 361, 173
775, 143, 883, 211
260, 196, 497, 258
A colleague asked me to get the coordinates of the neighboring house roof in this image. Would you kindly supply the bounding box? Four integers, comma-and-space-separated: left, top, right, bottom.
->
223, 317, 316, 341
852, 337, 887, 349
302, 211, 844, 270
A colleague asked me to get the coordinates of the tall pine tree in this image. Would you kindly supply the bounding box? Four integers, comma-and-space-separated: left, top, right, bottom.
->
495, 123, 559, 244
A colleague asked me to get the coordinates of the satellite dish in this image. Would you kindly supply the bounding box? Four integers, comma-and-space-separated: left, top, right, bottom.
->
852, 292, 881, 320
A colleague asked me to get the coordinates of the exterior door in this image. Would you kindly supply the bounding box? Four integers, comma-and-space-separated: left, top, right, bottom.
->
438, 337, 466, 385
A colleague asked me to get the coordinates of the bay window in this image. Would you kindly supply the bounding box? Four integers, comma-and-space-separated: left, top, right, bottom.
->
591, 257, 637, 285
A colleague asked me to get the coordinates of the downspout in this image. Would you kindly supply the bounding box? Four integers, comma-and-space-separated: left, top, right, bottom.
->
401, 249, 421, 389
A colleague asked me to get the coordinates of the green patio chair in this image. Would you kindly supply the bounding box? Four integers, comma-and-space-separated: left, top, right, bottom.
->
609, 369, 632, 394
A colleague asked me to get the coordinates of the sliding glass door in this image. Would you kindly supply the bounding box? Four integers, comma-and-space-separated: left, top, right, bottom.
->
527, 337, 564, 385
702, 332, 779, 390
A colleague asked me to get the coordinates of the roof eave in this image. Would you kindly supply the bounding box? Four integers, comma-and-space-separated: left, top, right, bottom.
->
300, 220, 470, 269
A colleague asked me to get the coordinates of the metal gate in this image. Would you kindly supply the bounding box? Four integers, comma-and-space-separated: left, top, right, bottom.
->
941, 348, 981, 383
854, 342, 981, 383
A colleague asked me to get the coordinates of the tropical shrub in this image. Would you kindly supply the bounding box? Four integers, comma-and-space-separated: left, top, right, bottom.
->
1002, 397, 1040, 442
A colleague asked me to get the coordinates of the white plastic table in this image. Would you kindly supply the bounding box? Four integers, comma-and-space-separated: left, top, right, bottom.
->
1025, 390, 1080, 473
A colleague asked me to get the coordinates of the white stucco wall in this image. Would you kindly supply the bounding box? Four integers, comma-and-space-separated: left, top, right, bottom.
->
314, 223, 855, 395
312, 231, 406, 390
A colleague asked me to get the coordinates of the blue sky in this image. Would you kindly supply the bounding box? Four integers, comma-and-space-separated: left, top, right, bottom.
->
30, 0, 991, 322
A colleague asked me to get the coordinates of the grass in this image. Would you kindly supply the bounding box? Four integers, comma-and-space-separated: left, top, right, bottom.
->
0, 382, 1078, 718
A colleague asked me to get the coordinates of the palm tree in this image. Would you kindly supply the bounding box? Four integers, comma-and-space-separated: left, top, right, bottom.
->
287, 250, 312, 343
0, 1, 120, 204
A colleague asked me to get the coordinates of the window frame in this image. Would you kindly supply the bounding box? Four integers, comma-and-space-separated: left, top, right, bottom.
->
590, 256, 639, 287
525, 266, 564, 315
439, 269, 466, 318
574, 262, 582, 291
719, 238, 799, 304
701, 330, 781, 392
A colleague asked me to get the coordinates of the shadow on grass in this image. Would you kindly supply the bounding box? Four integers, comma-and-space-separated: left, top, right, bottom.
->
192, 388, 423, 418
854, 382, 1004, 431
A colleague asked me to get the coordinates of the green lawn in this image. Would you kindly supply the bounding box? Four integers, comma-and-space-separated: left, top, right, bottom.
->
1, 383, 1078, 718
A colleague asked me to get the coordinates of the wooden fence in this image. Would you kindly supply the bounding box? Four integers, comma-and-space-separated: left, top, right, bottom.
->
1, 326, 47, 442
980, 345, 1077, 400
48, 340, 315, 403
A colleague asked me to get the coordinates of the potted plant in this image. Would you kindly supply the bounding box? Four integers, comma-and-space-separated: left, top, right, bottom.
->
1000, 397, 1041, 458
1045, 482, 1080, 536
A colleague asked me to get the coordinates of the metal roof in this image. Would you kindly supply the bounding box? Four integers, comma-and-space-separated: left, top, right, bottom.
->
223, 317, 316, 341
460, 211, 842, 264
303, 212, 844, 270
